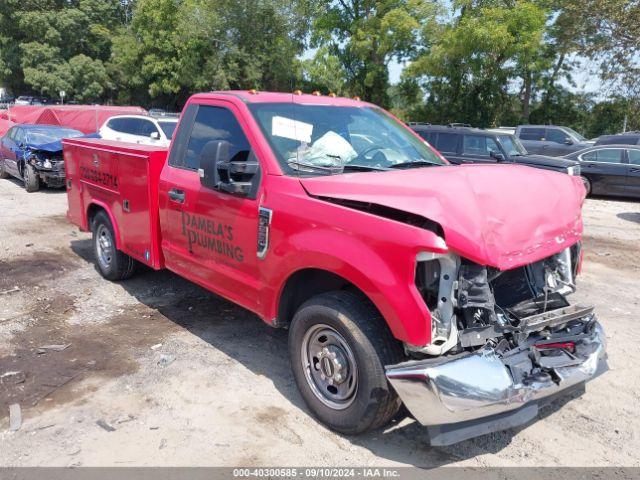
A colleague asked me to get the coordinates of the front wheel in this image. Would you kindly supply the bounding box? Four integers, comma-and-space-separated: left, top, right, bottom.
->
289, 291, 404, 434
24, 164, 40, 192
581, 176, 591, 196
92, 211, 136, 281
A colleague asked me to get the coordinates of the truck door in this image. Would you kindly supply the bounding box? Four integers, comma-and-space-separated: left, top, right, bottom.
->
159, 102, 262, 313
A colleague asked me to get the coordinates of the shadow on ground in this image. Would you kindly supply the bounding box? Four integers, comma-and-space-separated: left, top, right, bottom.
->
69, 238, 581, 467
4, 177, 66, 194
617, 212, 640, 224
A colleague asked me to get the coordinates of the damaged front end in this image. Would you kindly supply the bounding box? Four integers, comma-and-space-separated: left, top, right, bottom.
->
27, 149, 66, 188
386, 243, 607, 445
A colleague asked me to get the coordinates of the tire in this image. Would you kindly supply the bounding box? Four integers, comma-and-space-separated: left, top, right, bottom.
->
91, 210, 136, 281
24, 164, 40, 192
289, 291, 404, 434
0, 159, 9, 179
581, 176, 591, 196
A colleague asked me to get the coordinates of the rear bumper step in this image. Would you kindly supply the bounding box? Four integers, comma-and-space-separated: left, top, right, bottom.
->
385, 319, 606, 445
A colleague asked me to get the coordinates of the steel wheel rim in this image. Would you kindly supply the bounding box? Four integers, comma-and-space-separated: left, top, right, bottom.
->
300, 323, 358, 410
96, 224, 114, 271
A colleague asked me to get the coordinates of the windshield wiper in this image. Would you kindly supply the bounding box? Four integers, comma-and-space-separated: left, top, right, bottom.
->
342, 164, 389, 172
287, 159, 343, 174
388, 160, 441, 169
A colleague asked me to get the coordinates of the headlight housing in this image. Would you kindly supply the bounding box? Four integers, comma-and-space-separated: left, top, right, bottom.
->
412, 252, 460, 355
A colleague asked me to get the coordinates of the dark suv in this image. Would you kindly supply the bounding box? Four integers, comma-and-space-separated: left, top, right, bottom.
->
410, 125, 580, 175
595, 133, 640, 146
514, 125, 593, 156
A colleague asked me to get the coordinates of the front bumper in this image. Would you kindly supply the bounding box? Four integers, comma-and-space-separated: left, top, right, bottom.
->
35, 163, 66, 186
386, 320, 606, 445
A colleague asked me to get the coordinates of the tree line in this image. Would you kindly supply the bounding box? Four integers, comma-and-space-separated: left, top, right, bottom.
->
0, 0, 638, 136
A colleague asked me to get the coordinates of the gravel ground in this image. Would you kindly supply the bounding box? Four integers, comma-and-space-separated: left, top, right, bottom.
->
0, 177, 638, 467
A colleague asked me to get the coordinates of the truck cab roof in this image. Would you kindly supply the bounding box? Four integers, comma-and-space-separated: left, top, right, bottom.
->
192, 90, 369, 107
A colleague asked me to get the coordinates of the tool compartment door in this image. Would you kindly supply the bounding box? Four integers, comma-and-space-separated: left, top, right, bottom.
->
117, 154, 155, 266
62, 141, 84, 228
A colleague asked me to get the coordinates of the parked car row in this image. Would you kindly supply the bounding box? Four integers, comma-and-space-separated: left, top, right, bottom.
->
410, 124, 580, 175
2, 104, 638, 201
0, 111, 179, 191
409, 124, 640, 199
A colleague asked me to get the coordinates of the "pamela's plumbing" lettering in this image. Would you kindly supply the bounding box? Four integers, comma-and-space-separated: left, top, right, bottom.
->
181, 212, 244, 262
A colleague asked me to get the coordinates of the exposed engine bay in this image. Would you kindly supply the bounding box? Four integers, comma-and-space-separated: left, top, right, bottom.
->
413, 243, 597, 378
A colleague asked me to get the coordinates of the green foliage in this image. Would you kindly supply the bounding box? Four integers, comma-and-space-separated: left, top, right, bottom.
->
110, 0, 309, 109
0, 0, 635, 136
405, 0, 547, 127
310, 0, 437, 107
0, 0, 123, 100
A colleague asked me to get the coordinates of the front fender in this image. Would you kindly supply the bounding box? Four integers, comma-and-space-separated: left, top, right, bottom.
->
267, 227, 434, 345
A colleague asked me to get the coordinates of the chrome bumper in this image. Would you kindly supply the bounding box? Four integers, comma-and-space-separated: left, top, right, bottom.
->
386, 322, 606, 433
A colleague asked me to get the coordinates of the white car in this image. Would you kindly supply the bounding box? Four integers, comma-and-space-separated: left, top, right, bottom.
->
99, 115, 178, 147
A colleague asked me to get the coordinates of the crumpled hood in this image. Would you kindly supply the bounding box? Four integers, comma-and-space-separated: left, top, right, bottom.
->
28, 140, 63, 153
300, 164, 585, 270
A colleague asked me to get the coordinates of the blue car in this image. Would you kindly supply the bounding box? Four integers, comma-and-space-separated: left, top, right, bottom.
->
0, 124, 84, 192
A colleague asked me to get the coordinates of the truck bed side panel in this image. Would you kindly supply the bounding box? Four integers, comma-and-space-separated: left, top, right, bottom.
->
62, 138, 168, 270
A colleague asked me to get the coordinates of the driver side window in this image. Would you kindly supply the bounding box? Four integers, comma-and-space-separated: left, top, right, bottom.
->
463, 135, 500, 156
546, 129, 569, 144
181, 105, 251, 171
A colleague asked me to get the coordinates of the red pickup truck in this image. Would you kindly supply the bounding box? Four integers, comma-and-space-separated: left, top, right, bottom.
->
63, 91, 606, 446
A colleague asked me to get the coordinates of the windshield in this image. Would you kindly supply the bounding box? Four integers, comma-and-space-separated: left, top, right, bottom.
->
498, 135, 528, 156
248, 103, 446, 176
158, 120, 177, 139
563, 126, 586, 141
26, 128, 83, 145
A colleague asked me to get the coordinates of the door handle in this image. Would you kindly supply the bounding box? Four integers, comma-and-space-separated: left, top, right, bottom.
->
168, 188, 185, 203
630, 168, 640, 173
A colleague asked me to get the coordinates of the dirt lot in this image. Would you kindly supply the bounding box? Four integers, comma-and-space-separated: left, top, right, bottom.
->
0, 177, 639, 467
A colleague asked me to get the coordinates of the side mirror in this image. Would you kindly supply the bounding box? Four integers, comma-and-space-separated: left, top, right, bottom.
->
198, 140, 260, 197
564, 138, 573, 145
198, 140, 228, 190
150, 131, 160, 140
490, 150, 505, 162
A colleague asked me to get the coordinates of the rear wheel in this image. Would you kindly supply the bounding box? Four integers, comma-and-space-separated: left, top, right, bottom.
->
24, 164, 40, 192
289, 291, 404, 434
581, 176, 591, 196
92, 211, 136, 280
0, 160, 9, 179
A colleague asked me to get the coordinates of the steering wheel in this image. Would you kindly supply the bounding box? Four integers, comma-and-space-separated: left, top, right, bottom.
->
355, 145, 396, 167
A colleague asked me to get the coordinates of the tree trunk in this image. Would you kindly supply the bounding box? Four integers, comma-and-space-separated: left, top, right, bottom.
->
522, 69, 532, 123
